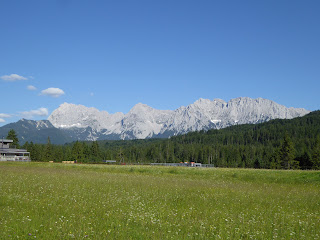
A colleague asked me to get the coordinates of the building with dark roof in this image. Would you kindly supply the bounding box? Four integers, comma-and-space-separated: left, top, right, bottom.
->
0, 139, 30, 162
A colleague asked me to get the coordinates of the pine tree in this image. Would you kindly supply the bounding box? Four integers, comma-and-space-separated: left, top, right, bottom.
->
312, 137, 320, 170
64, 146, 73, 161
82, 142, 91, 161
118, 147, 124, 163
72, 141, 84, 163
91, 141, 100, 159
297, 151, 313, 170
278, 134, 298, 169
22, 141, 29, 150
6, 129, 19, 148
28, 141, 36, 161
45, 137, 53, 161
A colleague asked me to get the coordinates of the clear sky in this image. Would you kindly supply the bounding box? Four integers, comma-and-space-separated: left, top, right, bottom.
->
0, 0, 319, 126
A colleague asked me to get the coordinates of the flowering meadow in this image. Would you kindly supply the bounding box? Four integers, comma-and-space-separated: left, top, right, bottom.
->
0, 162, 319, 239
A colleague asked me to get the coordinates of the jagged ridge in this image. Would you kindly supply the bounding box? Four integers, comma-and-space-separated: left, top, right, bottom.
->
48, 97, 310, 141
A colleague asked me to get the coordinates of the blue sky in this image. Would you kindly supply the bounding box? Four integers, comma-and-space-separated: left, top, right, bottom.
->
0, 0, 319, 125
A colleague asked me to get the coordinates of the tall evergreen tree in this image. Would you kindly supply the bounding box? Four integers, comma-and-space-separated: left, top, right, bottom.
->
279, 134, 298, 169
28, 141, 36, 161
83, 142, 91, 161
72, 141, 84, 162
297, 151, 313, 170
6, 129, 19, 148
45, 137, 53, 161
64, 146, 73, 161
118, 147, 124, 163
312, 137, 320, 170
22, 141, 29, 150
91, 141, 100, 158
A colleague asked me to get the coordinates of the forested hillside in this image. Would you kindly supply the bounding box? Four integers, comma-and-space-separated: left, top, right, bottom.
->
21, 111, 320, 169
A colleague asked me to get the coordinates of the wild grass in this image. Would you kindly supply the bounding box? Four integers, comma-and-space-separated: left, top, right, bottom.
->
0, 162, 319, 239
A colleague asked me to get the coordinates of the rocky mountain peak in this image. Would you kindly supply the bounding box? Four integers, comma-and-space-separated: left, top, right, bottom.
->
129, 103, 154, 114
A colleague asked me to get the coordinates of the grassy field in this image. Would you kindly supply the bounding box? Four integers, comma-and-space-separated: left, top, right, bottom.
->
1, 162, 319, 239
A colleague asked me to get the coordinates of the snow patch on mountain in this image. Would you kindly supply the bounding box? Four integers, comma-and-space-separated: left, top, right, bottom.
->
20, 118, 55, 130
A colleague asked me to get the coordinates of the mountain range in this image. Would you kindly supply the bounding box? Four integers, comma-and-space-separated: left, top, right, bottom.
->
0, 97, 310, 144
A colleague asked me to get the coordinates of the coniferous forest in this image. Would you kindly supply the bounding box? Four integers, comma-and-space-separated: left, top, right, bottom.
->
15, 110, 320, 170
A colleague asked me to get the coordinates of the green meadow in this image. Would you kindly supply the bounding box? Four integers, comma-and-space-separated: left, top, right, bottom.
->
1, 162, 319, 239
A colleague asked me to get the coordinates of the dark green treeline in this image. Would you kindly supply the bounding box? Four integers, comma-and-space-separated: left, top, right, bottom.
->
21, 111, 320, 169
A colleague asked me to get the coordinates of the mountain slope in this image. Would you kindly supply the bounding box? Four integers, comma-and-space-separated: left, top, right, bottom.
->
0, 119, 71, 144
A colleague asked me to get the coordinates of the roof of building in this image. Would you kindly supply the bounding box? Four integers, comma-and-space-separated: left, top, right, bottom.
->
0, 139, 13, 143
0, 148, 29, 154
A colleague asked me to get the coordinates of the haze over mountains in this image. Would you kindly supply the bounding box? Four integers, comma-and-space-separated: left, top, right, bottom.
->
0, 97, 309, 144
